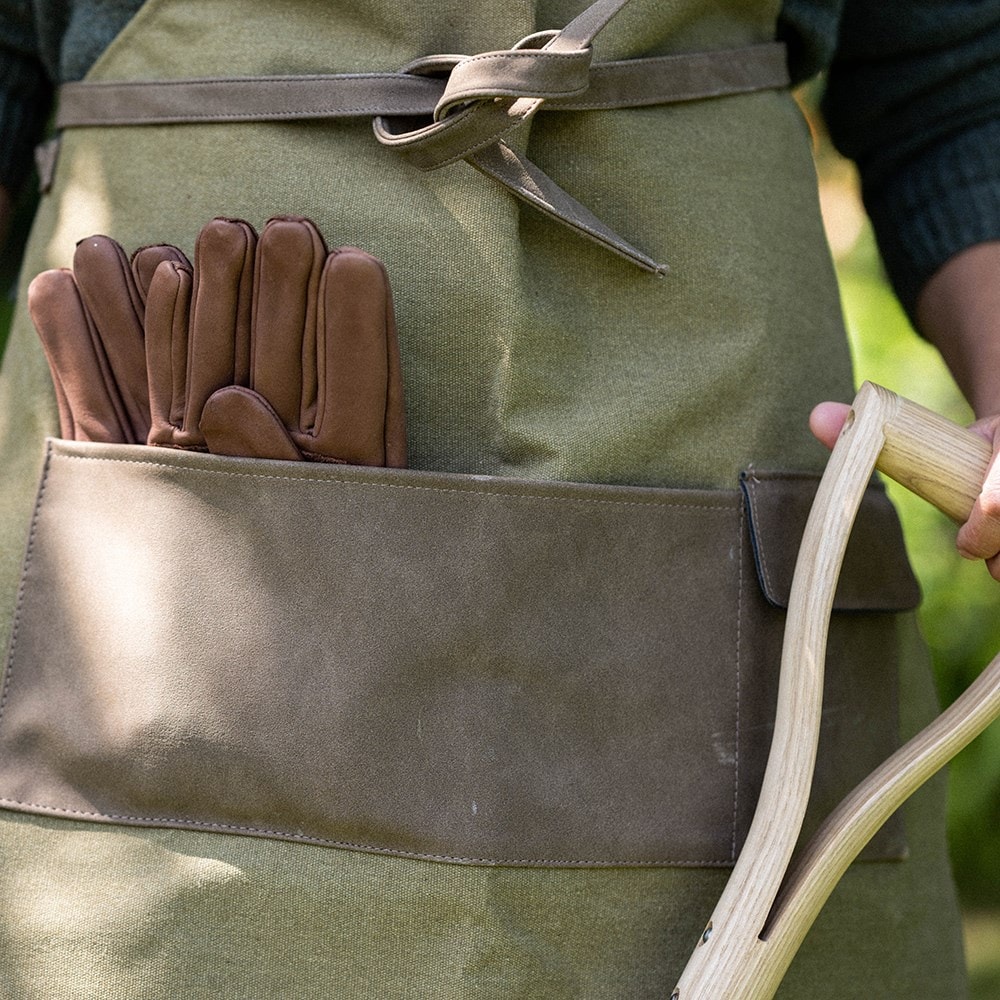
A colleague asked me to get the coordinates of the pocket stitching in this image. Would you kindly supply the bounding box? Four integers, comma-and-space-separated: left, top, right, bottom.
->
51, 446, 740, 514
1, 442, 55, 729
0, 794, 738, 868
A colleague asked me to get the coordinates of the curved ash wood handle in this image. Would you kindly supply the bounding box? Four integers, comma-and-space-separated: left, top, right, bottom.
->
671, 382, 999, 1000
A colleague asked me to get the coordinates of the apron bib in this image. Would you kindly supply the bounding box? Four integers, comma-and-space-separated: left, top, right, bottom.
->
0, 1, 968, 996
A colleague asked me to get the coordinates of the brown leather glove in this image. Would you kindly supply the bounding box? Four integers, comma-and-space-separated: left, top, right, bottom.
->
143, 217, 256, 451
145, 216, 406, 466
27, 236, 181, 443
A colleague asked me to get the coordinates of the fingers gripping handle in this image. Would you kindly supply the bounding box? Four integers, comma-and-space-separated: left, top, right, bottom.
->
670, 382, 998, 1000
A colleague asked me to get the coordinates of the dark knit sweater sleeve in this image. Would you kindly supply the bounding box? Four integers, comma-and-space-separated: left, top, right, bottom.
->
0, 1, 143, 194
820, 0, 1000, 315
0, 3, 53, 192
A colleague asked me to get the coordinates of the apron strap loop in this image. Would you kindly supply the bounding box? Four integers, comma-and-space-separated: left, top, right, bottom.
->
434, 34, 593, 119
372, 0, 613, 171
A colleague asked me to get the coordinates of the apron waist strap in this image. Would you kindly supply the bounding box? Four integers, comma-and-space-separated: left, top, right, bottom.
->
55, 43, 789, 127
54, 28, 789, 273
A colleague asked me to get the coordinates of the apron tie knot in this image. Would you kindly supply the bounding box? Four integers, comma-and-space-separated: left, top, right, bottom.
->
373, 30, 593, 169
372, 0, 668, 274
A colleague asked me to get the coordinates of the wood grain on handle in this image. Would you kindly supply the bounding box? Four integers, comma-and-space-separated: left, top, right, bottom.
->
876, 384, 991, 523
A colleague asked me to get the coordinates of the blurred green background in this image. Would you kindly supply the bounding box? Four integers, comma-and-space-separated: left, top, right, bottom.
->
804, 91, 1000, 996
1, 93, 997, 994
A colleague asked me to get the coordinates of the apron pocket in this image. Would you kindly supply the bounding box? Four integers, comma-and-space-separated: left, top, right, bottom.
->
0, 440, 915, 866
737, 469, 919, 859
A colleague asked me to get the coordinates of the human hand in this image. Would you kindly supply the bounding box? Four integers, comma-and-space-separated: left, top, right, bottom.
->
957, 414, 1000, 579
807, 400, 850, 452
809, 400, 1000, 581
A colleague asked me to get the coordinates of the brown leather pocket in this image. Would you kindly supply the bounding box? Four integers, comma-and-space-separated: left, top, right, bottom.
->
0, 441, 916, 866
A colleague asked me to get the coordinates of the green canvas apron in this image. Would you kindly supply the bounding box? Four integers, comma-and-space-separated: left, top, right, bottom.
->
0, 0, 968, 996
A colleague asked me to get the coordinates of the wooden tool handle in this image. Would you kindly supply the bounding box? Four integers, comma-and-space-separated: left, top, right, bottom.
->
671, 382, 999, 1000
875, 386, 991, 523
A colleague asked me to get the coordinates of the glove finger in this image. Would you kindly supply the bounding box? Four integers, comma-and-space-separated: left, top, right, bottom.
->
201, 386, 303, 462
306, 249, 393, 465
131, 243, 190, 304
186, 218, 257, 437
28, 270, 80, 439
145, 260, 193, 447
72, 235, 151, 443
251, 215, 326, 428
28, 268, 131, 443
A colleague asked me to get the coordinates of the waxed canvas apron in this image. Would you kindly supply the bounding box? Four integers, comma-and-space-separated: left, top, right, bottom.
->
0, 1, 969, 997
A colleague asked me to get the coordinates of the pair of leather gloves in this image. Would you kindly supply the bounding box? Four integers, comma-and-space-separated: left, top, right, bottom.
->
28, 216, 406, 467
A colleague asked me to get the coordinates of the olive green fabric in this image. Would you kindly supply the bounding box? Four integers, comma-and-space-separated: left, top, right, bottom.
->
0, 0, 968, 997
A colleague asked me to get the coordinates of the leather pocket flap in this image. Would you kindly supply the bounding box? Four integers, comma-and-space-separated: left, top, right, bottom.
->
741, 471, 921, 612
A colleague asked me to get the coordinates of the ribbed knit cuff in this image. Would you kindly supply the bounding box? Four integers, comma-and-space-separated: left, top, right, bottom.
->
0, 52, 53, 193
863, 118, 1000, 319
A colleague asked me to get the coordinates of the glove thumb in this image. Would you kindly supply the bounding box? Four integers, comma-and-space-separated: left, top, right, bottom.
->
201, 386, 303, 462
